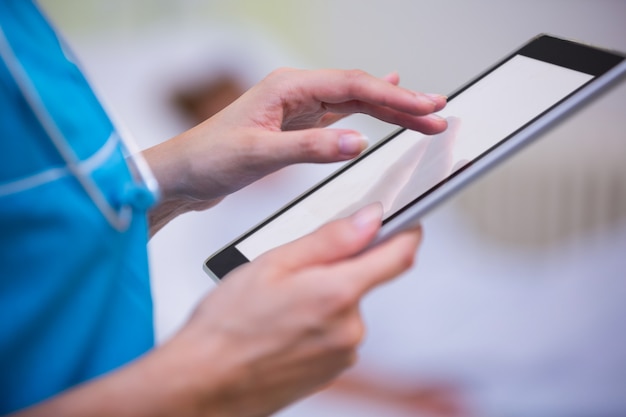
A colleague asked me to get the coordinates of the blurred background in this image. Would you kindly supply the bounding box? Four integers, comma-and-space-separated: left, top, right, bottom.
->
40, 1, 626, 416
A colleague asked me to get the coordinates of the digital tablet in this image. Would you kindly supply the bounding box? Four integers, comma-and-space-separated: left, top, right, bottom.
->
204, 34, 626, 282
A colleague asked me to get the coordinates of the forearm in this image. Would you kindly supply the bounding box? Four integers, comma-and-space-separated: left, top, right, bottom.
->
12, 337, 228, 417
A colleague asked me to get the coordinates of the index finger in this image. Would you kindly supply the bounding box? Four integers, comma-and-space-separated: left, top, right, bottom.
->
304, 69, 446, 115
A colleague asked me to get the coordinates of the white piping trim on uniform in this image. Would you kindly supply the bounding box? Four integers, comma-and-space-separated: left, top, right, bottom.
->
0, 132, 120, 198
0, 24, 132, 231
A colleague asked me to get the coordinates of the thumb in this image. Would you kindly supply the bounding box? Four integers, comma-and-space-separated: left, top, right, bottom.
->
260, 203, 384, 272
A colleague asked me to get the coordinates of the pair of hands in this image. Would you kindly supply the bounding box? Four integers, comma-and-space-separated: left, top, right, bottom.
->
141, 68, 448, 416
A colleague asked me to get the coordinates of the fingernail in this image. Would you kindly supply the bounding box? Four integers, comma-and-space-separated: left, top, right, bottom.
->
339, 133, 369, 156
352, 202, 383, 230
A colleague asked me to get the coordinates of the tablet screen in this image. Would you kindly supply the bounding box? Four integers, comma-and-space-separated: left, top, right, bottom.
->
205, 35, 624, 280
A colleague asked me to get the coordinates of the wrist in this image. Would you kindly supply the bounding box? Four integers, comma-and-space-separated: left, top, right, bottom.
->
162, 326, 252, 417
142, 137, 191, 203
143, 334, 229, 417
142, 139, 222, 235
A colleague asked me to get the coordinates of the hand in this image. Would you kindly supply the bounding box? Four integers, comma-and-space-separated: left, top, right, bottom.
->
15, 206, 422, 417
167, 204, 423, 417
143, 68, 447, 232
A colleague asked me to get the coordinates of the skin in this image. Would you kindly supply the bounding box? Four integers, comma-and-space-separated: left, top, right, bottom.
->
14, 68, 447, 417
145, 68, 446, 233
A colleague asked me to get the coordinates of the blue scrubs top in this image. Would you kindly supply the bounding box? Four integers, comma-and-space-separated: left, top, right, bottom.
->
0, 1, 157, 413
